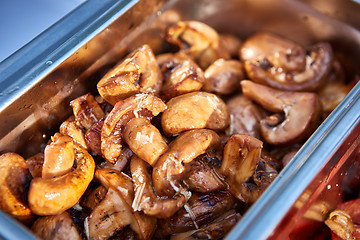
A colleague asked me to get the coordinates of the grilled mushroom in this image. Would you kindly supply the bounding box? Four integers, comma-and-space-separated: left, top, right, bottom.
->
166, 21, 230, 69
0, 153, 33, 223
101, 93, 166, 164
97, 44, 163, 105
153, 129, 221, 197
240, 32, 333, 91
28, 144, 95, 215
161, 91, 229, 136
32, 212, 81, 240
241, 80, 322, 146
157, 52, 205, 100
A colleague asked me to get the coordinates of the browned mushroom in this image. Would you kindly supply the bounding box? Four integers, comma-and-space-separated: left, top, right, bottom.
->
97, 44, 163, 105
241, 80, 322, 146
70, 93, 105, 130
131, 155, 186, 218
31, 212, 81, 240
220, 134, 263, 203
161, 91, 230, 136
0, 153, 33, 223
183, 154, 226, 193
170, 210, 241, 240
165, 21, 230, 69
219, 33, 242, 58
42, 133, 75, 179
26, 152, 44, 178
94, 169, 157, 240
81, 185, 107, 212
60, 120, 88, 149
85, 187, 133, 240
124, 118, 168, 166
240, 32, 333, 91
85, 118, 104, 156
203, 58, 244, 95
156, 190, 238, 238
157, 52, 205, 100
153, 129, 221, 197
101, 93, 166, 164
226, 94, 265, 139
28, 143, 95, 215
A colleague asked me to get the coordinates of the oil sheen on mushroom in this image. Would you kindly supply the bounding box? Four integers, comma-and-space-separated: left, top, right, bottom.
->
241, 80, 322, 146
240, 32, 333, 91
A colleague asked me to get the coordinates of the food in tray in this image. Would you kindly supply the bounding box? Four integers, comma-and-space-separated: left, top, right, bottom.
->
0, 20, 357, 240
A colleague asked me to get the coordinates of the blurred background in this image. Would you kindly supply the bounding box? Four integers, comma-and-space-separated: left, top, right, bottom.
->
0, 0, 86, 62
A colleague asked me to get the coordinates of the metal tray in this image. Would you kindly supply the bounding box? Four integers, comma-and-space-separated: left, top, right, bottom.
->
0, 0, 359, 239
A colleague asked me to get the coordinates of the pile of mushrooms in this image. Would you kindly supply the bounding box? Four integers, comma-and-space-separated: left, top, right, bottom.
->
0, 20, 356, 240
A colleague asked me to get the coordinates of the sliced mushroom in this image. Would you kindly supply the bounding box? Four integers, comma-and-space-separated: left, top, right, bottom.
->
85, 118, 104, 156
241, 80, 322, 145
156, 190, 237, 238
42, 133, 75, 179
131, 155, 186, 218
26, 152, 44, 178
240, 32, 333, 91
157, 52, 205, 100
31, 212, 81, 240
0, 152, 33, 223
220, 134, 263, 203
183, 154, 226, 193
85, 187, 133, 240
203, 58, 244, 95
97, 44, 163, 105
226, 94, 265, 139
153, 129, 221, 197
70, 93, 105, 130
95, 169, 157, 240
60, 120, 87, 149
28, 144, 95, 215
161, 91, 229, 136
166, 21, 230, 69
170, 210, 241, 240
81, 185, 107, 212
124, 118, 168, 166
219, 33, 242, 58
101, 93, 166, 164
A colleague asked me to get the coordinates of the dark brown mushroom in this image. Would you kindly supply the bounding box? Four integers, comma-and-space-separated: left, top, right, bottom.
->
97, 44, 163, 105
124, 117, 168, 166
170, 210, 241, 240
99, 147, 133, 172
240, 32, 333, 91
70, 93, 105, 130
32, 212, 81, 240
226, 94, 266, 139
161, 91, 230, 136
85, 118, 104, 156
153, 129, 221, 197
131, 155, 186, 218
203, 58, 244, 95
156, 190, 238, 238
183, 154, 226, 193
81, 185, 107, 212
165, 21, 230, 69
26, 153, 44, 178
241, 80, 322, 146
101, 93, 166, 164
157, 52, 205, 100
